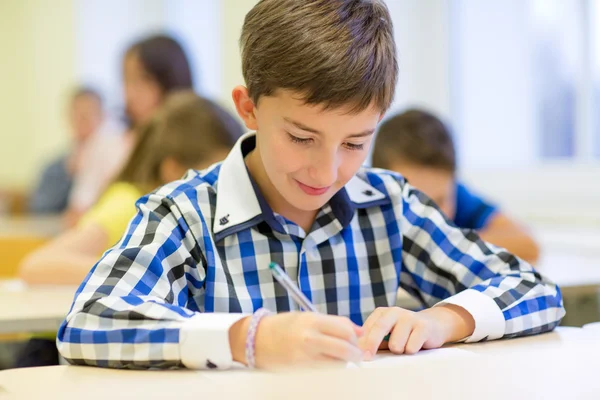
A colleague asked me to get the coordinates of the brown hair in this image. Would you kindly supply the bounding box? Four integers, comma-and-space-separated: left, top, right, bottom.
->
240, 0, 398, 113
117, 91, 243, 192
371, 109, 456, 173
126, 35, 193, 94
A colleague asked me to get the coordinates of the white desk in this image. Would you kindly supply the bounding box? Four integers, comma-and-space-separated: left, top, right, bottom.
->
533, 225, 600, 292
536, 251, 600, 295
0, 328, 598, 400
0, 281, 76, 334
535, 225, 600, 256
583, 322, 600, 332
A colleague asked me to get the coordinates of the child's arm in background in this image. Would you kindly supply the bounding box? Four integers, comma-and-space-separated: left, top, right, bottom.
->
19, 183, 140, 285
19, 224, 109, 285
454, 183, 540, 264
479, 212, 540, 264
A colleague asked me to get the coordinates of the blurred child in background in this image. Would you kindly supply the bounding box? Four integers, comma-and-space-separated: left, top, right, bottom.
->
19, 91, 243, 287
28, 87, 103, 214
66, 35, 194, 224
372, 109, 540, 264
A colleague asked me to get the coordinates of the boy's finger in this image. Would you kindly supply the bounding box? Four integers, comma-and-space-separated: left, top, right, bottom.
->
363, 309, 399, 357
404, 324, 427, 355
360, 307, 386, 337
319, 316, 361, 344
388, 319, 412, 354
317, 336, 364, 362
353, 324, 364, 338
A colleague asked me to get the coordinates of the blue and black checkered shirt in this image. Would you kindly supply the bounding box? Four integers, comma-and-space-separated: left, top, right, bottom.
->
57, 133, 565, 369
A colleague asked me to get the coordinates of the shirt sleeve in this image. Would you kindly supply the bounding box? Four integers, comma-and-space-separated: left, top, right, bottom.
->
57, 190, 246, 369
77, 183, 143, 247
398, 179, 564, 342
453, 183, 498, 230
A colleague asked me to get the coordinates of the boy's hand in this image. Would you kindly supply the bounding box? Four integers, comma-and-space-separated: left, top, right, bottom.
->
358, 305, 475, 359
231, 312, 364, 369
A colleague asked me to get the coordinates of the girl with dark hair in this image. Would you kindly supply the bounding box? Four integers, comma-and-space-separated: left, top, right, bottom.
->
67, 35, 194, 221
123, 35, 193, 125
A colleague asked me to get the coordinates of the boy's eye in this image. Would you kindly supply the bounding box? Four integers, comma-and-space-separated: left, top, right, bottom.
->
287, 132, 313, 145
286, 131, 365, 151
344, 142, 364, 151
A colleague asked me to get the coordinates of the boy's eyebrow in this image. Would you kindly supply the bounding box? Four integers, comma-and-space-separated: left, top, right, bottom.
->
284, 117, 375, 138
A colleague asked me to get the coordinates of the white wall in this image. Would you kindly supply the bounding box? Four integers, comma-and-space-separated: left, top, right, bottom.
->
461, 166, 600, 226
164, 0, 222, 101
75, 0, 222, 115
386, 0, 451, 119
450, 0, 538, 169
0, 0, 76, 189
75, 0, 165, 114
219, 0, 257, 110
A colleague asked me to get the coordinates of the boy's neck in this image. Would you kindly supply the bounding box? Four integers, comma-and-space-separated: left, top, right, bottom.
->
244, 146, 318, 233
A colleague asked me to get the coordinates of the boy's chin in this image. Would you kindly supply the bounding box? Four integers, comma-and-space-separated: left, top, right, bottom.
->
285, 192, 334, 212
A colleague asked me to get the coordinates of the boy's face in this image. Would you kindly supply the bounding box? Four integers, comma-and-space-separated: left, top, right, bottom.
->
236, 88, 382, 213
388, 163, 456, 218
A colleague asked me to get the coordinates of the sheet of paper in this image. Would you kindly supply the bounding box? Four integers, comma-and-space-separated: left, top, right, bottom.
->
352, 347, 476, 368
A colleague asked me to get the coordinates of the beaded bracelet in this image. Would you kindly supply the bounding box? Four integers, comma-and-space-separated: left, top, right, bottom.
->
245, 308, 272, 368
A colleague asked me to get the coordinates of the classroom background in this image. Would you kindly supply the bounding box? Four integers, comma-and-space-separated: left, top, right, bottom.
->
0, 0, 599, 376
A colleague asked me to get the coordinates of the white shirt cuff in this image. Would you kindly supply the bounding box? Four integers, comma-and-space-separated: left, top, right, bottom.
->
179, 313, 248, 369
436, 289, 505, 343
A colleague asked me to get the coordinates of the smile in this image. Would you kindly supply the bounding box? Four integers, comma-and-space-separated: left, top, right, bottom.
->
295, 180, 331, 196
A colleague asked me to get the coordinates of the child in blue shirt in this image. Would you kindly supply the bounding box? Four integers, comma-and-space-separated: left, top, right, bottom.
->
58, 0, 562, 370
372, 109, 540, 264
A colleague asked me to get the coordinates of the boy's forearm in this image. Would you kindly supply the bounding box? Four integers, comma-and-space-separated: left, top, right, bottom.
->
422, 304, 475, 343
229, 316, 251, 365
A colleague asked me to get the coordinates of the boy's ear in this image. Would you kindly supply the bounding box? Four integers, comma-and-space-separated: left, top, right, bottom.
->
232, 86, 258, 131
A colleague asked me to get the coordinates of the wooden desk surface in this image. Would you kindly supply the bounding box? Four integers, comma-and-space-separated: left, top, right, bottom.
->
0, 282, 76, 334
0, 215, 63, 277
0, 328, 598, 400
0, 215, 63, 238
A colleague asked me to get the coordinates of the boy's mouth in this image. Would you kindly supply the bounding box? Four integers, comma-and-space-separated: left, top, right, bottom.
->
295, 180, 331, 196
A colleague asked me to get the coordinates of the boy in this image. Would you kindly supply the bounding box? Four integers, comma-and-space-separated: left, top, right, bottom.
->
371, 109, 540, 264
58, 0, 564, 370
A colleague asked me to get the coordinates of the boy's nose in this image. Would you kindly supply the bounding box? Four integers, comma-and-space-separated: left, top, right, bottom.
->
310, 151, 338, 187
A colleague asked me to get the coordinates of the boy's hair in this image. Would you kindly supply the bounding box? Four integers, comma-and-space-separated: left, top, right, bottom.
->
240, 0, 397, 113
117, 90, 244, 192
372, 109, 457, 173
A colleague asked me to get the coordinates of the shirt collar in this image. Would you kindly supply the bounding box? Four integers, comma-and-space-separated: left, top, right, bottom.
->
213, 132, 389, 241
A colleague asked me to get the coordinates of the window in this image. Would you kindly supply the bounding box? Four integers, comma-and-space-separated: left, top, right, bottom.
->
592, 0, 600, 157
449, 0, 600, 167
531, 0, 582, 159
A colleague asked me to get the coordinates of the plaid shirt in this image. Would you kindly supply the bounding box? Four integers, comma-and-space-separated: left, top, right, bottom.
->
57, 133, 565, 370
